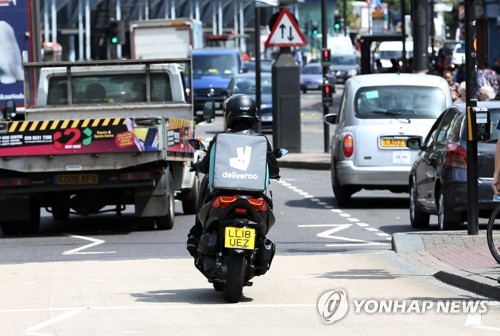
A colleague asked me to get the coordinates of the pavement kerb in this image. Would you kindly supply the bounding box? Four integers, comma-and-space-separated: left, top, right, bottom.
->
278, 152, 331, 170
392, 232, 500, 300
434, 270, 500, 300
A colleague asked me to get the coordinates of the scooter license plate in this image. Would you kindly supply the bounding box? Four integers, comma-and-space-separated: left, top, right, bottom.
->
224, 227, 255, 250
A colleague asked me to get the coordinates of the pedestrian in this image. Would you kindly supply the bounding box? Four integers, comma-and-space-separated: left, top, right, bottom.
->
477, 59, 499, 99
478, 85, 496, 101
294, 48, 304, 69
457, 81, 466, 103
443, 70, 459, 101
455, 63, 466, 83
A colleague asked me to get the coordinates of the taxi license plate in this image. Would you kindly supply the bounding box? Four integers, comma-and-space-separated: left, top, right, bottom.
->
58, 174, 98, 185
224, 227, 255, 250
381, 137, 407, 148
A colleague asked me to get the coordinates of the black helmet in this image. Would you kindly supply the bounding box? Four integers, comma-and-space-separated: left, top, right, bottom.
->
224, 94, 257, 129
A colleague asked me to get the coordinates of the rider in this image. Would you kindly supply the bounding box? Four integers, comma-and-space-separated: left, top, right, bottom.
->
186, 94, 280, 257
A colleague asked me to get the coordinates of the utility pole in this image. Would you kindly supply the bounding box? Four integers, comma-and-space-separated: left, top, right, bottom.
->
465, 0, 478, 235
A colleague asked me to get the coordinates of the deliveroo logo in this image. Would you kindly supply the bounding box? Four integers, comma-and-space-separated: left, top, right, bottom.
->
229, 146, 252, 171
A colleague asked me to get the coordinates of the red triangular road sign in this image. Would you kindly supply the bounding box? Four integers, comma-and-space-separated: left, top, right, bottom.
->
265, 9, 308, 48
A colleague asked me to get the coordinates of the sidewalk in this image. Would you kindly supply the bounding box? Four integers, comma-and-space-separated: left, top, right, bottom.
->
279, 151, 500, 300
393, 231, 500, 300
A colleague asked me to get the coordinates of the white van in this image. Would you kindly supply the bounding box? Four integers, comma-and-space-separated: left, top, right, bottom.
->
327, 35, 355, 55
377, 41, 413, 69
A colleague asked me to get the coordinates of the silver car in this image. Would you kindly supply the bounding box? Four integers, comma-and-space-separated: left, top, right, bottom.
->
324, 73, 453, 207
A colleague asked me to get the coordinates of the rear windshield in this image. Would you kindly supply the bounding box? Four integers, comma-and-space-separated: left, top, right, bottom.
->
354, 86, 447, 119
332, 55, 357, 65
302, 65, 322, 75
193, 54, 239, 76
47, 73, 173, 105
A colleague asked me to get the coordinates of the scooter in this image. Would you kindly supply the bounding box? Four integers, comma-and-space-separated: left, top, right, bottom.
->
188, 138, 287, 303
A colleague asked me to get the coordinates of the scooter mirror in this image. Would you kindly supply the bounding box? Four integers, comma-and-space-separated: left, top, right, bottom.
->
188, 138, 206, 152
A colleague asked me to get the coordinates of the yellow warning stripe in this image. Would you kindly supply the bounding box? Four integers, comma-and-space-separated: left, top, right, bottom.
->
6, 118, 126, 133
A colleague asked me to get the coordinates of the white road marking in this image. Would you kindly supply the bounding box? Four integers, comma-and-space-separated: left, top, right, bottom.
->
278, 179, 392, 247
23, 310, 83, 335
0, 304, 317, 315
63, 235, 116, 255
300, 224, 389, 247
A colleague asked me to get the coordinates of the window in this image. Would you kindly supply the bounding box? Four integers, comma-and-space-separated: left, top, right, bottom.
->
436, 109, 458, 143
354, 86, 447, 119
47, 73, 173, 105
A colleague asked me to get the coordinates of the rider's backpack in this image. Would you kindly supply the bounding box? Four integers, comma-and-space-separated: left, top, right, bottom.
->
209, 133, 269, 193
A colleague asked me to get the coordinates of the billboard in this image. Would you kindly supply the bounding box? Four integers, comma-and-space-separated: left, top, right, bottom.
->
0, 0, 29, 108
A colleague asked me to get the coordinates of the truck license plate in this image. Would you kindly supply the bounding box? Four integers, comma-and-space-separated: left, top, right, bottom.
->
224, 227, 255, 250
58, 174, 98, 185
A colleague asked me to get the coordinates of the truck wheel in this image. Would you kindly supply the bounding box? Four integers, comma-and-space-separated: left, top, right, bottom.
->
182, 174, 199, 215
52, 206, 70, 221
0, 221, 20, 236
156, 171, 175, 230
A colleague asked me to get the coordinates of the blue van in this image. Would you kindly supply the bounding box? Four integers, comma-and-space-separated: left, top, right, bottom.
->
192, 48, 243, 112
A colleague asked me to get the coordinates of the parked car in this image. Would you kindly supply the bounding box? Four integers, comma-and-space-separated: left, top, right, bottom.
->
331, 53, 359, 84
409, 101, 500, 230
300, 63, 336, 94
228, 72, 273, 132
324, 73, 453, 207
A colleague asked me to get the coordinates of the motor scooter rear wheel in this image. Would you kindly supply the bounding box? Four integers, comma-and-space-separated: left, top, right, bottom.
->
223, 253, 246, 303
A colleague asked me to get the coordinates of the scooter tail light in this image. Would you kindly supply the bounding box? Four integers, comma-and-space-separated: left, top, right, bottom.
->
247, 197, 268, 212
212, 195, 238, 208
343, 134, 354, 157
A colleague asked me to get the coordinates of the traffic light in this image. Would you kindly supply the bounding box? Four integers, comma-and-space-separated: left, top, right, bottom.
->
109, 21, 119, 45
322, 83, 333, 106
304, 22, 309, 35
321, 48, 331, 66
109, 20, 125, 45
334, 16, 342, 32
312, 25, 319, 36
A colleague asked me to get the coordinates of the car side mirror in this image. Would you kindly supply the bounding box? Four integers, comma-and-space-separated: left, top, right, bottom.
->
324, 113, 337, 125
